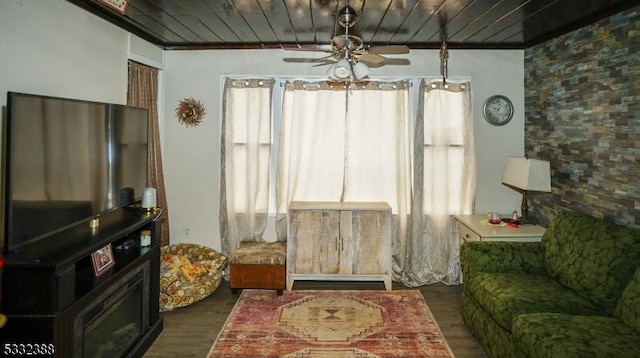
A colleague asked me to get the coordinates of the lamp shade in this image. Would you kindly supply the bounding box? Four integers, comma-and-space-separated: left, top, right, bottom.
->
328, 59, 351, 80
352, 61, 370, 79
502, 156, 551, 192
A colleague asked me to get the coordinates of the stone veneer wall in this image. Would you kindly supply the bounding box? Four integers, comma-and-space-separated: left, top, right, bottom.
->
524, 5, 640, 228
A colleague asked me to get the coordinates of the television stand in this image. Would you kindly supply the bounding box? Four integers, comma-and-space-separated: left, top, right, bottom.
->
0, 207, 163, 357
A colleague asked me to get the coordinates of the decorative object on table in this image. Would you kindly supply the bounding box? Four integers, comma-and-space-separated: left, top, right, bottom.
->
502, 156, 551, 223
89, 215, 100, 229
140, 229, 152, 247
501, 218, 520, 228
91, 244, 115, 277
119, 187, 135, 206
488, 212, 502, 225
483, 95, 514, 126
207, 289, 454, 357
481, 219, 506, 227
175, 97, 206, 127
141, 187, 157, 212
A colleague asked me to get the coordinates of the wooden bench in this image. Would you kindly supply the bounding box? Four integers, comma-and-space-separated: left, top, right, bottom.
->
229, 241, 286, 295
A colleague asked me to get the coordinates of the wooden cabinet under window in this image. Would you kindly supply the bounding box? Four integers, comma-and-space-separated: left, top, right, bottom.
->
287, 201, 392, 291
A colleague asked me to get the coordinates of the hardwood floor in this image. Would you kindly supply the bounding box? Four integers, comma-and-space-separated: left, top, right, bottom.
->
143, 280, 487, 358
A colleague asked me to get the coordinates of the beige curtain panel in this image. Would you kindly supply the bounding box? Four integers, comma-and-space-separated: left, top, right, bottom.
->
127, 61, 170, 246
220, 78, 275, 259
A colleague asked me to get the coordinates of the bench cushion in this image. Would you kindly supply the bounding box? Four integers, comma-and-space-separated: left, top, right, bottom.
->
230, 241, 286, 265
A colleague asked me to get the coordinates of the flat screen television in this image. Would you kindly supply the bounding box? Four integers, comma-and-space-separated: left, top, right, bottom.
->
2, 92, 149, 253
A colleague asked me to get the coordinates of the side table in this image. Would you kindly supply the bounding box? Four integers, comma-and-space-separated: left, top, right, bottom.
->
454, 214, 546, 243
454, 214, 546, 282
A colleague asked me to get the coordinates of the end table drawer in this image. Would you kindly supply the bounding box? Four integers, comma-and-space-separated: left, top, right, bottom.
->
457, 222, 480, 243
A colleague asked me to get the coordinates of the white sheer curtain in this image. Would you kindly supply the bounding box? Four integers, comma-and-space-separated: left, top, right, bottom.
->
220, 78, 275, 257
275, 80, 412, 255
276, 81, 347, 208
402, 80, 475, 286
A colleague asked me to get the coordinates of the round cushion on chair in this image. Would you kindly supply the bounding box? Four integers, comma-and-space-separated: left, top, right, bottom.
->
159, 243, 228, 312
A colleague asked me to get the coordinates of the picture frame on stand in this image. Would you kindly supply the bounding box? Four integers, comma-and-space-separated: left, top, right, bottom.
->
91, 244, 115, 277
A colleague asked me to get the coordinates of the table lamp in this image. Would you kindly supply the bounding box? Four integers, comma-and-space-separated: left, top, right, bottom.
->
502, 156, 551, 223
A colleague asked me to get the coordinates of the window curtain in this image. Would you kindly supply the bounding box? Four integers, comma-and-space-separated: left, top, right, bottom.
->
127, 61, 170, 246
275, 80, 412, 258
401, 80, 475, 286
220, 78, 275, 257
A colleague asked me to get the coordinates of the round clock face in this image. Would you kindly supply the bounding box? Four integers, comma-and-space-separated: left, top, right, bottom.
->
483, 95, 514, 126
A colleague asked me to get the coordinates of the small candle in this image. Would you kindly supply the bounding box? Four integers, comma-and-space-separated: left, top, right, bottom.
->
141, 187, 157, 209
140, 229, 151, 247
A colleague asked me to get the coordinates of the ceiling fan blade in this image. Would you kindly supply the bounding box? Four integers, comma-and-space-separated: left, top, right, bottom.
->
368, 45, 410, 55
358, 53, 386, 65
312, 61, 336, 67
363, 57, 411, 68
284, 55, 337, 68
331, 35, 364, 51
282, 44, 333, 52
283, 58, 328, 63
383, 58, 411, 65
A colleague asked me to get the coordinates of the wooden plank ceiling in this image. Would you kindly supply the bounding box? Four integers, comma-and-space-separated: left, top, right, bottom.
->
68, 0, 636, 50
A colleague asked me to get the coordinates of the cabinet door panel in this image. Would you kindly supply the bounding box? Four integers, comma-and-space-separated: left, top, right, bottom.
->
291, 210, 340, 274
351, 210, 390, 275
317, 210, 340, 274
339, 211, 354, 275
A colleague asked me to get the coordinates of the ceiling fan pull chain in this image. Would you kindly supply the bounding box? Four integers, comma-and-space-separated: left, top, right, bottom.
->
439, 40, 449, 84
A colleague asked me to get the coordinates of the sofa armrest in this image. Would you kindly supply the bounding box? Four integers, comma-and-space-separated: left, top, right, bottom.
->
461, 241, 546, 278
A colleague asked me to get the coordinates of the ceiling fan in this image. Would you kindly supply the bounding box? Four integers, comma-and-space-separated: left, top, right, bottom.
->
284, 2, 410, 81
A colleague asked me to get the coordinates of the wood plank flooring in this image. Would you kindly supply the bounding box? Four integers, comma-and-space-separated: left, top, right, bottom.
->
143, 281, 487, 357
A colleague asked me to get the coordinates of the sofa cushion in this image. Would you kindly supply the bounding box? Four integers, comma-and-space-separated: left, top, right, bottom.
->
465, 272, 601, 331
512, 313, 640, 358
542, 211, 640, 313
614, 267, 640, 332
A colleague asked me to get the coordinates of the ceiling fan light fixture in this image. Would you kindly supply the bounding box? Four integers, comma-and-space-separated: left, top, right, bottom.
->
352, 61, 370, 79
328, 59, 352, 79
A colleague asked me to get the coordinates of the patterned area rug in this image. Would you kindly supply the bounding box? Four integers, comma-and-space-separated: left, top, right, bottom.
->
208, 289, 454, 357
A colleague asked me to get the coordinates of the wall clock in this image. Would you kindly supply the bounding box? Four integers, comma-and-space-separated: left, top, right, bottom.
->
483, 95, 514, 126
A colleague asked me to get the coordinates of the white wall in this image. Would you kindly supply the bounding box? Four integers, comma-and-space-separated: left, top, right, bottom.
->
1, 1, 525, 252
0, 0, 129, 106
0, 0, 162, 240
164, 49, 525, 250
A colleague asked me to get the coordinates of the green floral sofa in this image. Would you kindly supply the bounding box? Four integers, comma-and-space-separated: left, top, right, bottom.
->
461, 211, 640, 358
